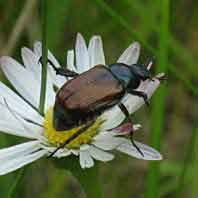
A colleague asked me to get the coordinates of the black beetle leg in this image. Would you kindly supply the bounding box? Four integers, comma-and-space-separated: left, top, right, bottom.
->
118, 103, 144, 157
47, 121, 94, 158
129, 133, 144, 157
38, 57, 79, 77
128, 90, 150, 106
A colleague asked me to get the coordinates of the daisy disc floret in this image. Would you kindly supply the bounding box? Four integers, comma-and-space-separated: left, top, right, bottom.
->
0, 33, 164, 175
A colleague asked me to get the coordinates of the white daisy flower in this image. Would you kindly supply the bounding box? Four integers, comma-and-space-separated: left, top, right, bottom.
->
0, 33, 164, 174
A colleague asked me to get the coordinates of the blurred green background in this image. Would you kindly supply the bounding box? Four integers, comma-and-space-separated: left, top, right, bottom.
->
0, 0, 197, 197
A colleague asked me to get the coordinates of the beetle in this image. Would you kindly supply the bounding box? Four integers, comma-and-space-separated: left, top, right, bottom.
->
44, 59, 165, 157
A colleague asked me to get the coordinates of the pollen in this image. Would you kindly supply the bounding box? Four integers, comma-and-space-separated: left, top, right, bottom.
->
44, 107, 104, 149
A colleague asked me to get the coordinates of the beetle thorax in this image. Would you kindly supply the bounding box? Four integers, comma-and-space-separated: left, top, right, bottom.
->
109, 63, 141, 89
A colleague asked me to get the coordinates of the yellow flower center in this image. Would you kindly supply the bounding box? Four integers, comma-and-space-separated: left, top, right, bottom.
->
44, 107, 104, 149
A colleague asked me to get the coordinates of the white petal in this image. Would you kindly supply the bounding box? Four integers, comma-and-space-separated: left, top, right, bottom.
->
44, 75, 56, 113
13, 112, 45, 140
117, 42, 140, 65
0, 56, 40, 107
55, 150, 72, 158
0, 81, 43, 124
93, 136, 125, 151
67, 50, 77, 72
89, 146, 114, 162
116, 139, 162, 160
0, 56, 54, 112
79, 150, 94, 169
21, 47, 41, 79
0, 150, 46, 175
0, 141, 41, 160
80, 144, 90, 151
75, 33, 89, 73
88, 35, 105, 67
94, 131, 115, 140
101, 106, 125, 130
0, 104, 42, 139
71, 149, 79, 156
0, 141, 47, 175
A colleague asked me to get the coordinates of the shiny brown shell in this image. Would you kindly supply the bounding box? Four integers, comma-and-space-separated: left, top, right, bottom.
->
57, 65, 124, 112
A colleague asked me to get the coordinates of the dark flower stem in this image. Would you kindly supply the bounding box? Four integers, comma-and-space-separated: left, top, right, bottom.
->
39, 0, 48, 115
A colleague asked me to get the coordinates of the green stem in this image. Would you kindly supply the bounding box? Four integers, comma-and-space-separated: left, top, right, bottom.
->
7, 168, 26, 198
145, 0, 169, 197
39, 0, 48, 115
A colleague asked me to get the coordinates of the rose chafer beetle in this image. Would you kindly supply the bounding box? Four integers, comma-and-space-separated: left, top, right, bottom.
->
44, 59, 166, 157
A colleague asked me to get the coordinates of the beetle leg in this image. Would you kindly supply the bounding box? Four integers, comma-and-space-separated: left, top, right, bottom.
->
47, 121, 94, 158
129, 133, 144, 157
38, 57, 79, 77
128, 90, 150, 106
118, 103, 144, 157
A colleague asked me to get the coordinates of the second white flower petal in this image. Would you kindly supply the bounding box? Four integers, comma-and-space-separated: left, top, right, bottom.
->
93, 136, 125, 151
117, 42, 140, 65
0, 149, 47, 175
75, 33, 89, 73
0, 141, 47, 175
89, 146, 114, 162
0, 81, 43, 124
67, 50, 77, 72
116, 139, 162, 160
0, 56, 40, 107
88, 35, 105, 67
79, 150, 94, 169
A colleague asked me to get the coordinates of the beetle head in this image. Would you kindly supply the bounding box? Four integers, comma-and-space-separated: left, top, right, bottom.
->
130, 64, 151, 81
